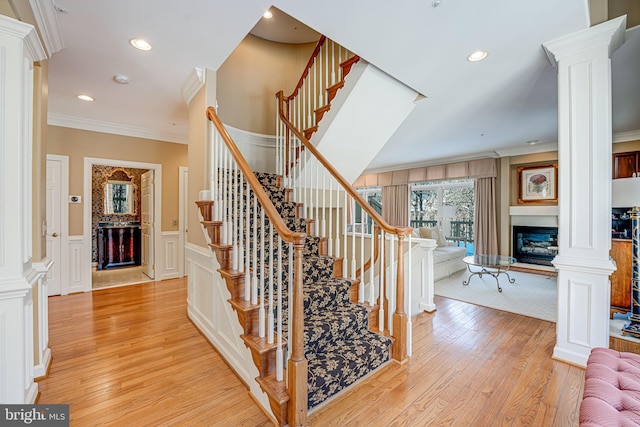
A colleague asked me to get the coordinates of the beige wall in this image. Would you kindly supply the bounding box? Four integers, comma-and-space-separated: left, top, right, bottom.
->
46, 126, 188, 235
217, 34, 315, 135
187, 85, 207, 248
33, 61, 48, 262
613, 139, 640, 153
0, 1, 16, 18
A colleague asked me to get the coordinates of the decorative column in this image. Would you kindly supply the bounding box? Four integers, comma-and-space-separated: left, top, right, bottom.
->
623, 206, 640, 336
543, 16, 626, 366
0, 15, 47, 403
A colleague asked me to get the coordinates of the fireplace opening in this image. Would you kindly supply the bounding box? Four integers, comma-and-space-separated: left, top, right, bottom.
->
512, 226, 558, 266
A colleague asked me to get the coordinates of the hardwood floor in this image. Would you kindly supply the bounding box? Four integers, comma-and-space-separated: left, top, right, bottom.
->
37, 279, 584, 426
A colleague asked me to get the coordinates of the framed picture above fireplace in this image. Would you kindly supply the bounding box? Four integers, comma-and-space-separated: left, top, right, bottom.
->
517, 164, 558, 205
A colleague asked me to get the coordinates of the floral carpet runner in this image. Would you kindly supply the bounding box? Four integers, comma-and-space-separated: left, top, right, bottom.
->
251, 172, 392, 408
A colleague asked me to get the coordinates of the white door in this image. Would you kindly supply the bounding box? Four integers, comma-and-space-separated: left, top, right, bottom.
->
46, 159, 62, 296
141, 170, 155, 279
181, 168, 188, 276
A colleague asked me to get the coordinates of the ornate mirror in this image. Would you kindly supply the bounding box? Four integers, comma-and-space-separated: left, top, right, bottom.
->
103, 168, 137, 215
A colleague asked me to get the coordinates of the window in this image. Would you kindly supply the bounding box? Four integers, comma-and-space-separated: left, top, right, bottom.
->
350, 188, 381, 234
411, 180, 474, 251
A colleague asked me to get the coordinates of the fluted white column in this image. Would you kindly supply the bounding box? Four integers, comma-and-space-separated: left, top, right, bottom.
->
543, 16, 626, 366
0, 15, 47, 404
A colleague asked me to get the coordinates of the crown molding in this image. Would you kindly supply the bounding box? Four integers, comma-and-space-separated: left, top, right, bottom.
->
493, 141, 558, 157
0, 14, 47, 61
48, 113, 186, 144
543, 15, 626, 67
182, 67, 205, 105
613, 129, 640, 143
28, 0, 63, 56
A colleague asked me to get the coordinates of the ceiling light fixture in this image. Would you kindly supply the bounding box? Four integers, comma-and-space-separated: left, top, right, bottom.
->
467, 50, 488, 62
263, 10, 273, 19
77, 94, 94, 102
114, 74, 131, 84
129, 38, 152, 51
526, 140, 539, 145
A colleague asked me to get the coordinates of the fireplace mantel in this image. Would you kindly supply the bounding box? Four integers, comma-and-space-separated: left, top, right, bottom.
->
509, 205, 559, 216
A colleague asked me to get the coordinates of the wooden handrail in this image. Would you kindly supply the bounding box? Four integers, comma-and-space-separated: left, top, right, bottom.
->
276, 91, 412, 238
206, 107, 306, 246
286, 35, 326, 101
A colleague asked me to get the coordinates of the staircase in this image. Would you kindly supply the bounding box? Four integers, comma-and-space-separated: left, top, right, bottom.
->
198, 168, 392, 423
192, 36, 414, 426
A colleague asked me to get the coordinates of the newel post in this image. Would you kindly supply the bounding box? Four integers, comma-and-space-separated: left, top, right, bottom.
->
288, 237, 308, 426
392, 232, 408, 362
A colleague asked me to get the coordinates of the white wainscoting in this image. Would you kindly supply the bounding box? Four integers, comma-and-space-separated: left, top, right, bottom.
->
185, 242, 272, 418
159, 231, 181, 280
68, 236, 89, 294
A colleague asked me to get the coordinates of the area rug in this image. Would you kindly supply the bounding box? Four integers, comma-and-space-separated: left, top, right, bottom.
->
434, 266, 557, 322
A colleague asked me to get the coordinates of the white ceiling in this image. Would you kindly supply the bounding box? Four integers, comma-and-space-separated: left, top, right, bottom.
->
43, 0, 640, 173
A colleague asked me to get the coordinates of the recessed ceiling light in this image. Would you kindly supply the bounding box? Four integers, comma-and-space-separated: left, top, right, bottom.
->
526, 140, 539, 145
77, 94, 94, 102
129, 38, 152, 51
467, 50, 488, 62
263, 10, 273, 19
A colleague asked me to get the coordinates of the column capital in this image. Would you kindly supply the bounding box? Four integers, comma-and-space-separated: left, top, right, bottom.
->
543, 15, 626, 66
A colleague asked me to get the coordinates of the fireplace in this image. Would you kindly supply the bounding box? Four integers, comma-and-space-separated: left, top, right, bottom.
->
512, 226, 558, 266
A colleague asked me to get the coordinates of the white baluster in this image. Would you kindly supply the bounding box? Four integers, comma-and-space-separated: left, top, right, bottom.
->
322, 169, 326, 238
275, 97, 280, 179
231, 162, 238, 271
407, 234, 412, 357
343, 190, 348, 278
268, 223, 275, 344
318, 44, 323, 107
331, 40, 336, 85
328, 176, 333, 257
389, 234, 395, 331
287, 242, 293, 381
315, 159, 319, 233
208, 120, 215, 197
251, 194, 258, 306
259, 208, 266, 338
313, 55, 317, 127
370, 224, 375, 305
350, 197, 356, 280
306, 150, 313, 221
238, 171, 244, 275
216, 131, 223, 222
245, 186, 251, 302
359, 209, 365, 303
379, 230, 385, 332
307, 67, 311, 129
276, 236, 283, 381
222, 145, 229, 246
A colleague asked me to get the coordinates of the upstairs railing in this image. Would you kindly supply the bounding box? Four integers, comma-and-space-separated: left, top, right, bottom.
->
206, 107, 308, 425
277, 36, 357, 176
275, 91, 413, 362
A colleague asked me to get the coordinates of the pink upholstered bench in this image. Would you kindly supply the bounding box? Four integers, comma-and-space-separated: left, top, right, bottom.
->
580, 347, 640, 426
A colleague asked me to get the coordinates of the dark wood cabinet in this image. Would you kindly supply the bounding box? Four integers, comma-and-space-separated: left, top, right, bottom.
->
98, 226, 141, 270
613, 152, 640, 179
610, 238, 632, 317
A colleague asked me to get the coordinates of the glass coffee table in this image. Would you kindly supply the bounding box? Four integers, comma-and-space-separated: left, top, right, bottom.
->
462, 254, 516, 293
